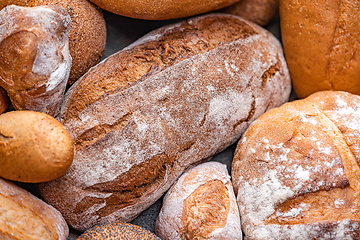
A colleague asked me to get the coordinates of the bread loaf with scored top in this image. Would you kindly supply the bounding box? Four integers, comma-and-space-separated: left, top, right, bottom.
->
39, 13, 291, 231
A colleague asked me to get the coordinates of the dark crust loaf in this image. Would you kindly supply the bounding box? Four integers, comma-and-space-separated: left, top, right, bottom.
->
0, 0, 107, 85
39, 13, 291, 231
232, 91, 360, 239
77, 222, 161, 240
221, 0, 279, 26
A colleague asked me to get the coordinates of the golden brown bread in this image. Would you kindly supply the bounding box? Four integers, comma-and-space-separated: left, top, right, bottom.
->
0, 0, 106, 85
222, 0, 279, 26
0, 178, 69, 239
156, 162, 242, 240
280, 0, 360, 98
0, 87, 10, 114
0, 111, 74, 183
232, 91, 360, 239
0, 5, 71, 116
87, 0, 241, 20
38, 13, 290, 231
77, 223, 160, 239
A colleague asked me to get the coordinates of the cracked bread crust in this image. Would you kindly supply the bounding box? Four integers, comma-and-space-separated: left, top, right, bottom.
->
38, 14, 291, 231
232, 91, 360, 239
280, 0, 360, 98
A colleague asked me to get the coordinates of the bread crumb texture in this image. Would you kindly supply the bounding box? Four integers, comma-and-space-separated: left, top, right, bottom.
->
232, 91, 360, 239
77, 222, 160, 240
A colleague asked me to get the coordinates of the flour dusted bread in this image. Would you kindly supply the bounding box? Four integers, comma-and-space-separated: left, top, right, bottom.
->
0, 5, 71, 116
280, 0, 360, 98
156, 162, 242, 240
39, 13, 291, 231
232, 91, 360, 239
0, 178, 68, 239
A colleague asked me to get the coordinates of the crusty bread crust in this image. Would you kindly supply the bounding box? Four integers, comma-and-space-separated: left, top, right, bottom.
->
232, 91, 360, 239
280, 0, 360, 98
39, 14, 291, 231
0, 178, 69, 240
156, 162, 242, 240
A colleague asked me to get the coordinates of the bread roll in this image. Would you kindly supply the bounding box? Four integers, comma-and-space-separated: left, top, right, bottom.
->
39, 13, 291, 231
280, 0, 360, 98
87, 0, 241, 20
156, 162, 242, 240
0, 5, 71, 116
0, 111, 74, 183
232, 91, 360, 239
0, 86, 10, 114
222, 0, 279, 26
0, 178, 68, 239
78, 222, 160, 239
0, 0, 106, 85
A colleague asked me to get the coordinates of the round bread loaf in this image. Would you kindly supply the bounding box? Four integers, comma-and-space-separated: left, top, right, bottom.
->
232, 91, 360, 239
221, 0, 279, 26
0, 5, 71, 116
0, 178, 69, 239
39, 13, 291, 231
78, 223, 160, 240
0, 111, 74, 183
0, 87, 9, 114
156, 162, 242, 240
280, 0, 360, 98
87, 0, 241, 20
0, 0, 107, 85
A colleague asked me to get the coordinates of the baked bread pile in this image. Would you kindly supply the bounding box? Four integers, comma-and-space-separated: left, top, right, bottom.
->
0, 0, 359, 239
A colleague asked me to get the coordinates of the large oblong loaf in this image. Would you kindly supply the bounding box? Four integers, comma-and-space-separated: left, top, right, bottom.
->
39, 14, 291, 231
232, 91, 360, 239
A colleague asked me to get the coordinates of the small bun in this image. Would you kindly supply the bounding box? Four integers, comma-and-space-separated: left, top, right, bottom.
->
77, 223, 161, 240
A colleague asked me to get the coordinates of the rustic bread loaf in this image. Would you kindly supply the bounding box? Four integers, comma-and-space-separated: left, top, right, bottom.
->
0, 87, 10, 114
0, 178, 69, 239
0, 0, 106, 85
87, 0, 241, 20
222, 0, 279, 26
39, 13, 291, 231
78, 222, 160, 240
156, 162, 242, 240
232, 91, 360, 239
280, 0, 360, 98
0, 5, 71, 116
0, 111, 74, 183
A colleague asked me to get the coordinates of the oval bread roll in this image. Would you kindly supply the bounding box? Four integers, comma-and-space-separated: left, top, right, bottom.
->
87, 0, 241, 20
0, 5, 71, 115
0, 111, 74, 183
0, 178, 69, 240
280, 0, 360, 98
232, 91, 360, 239
156, 162, 242, 240
39, 13, 291, 231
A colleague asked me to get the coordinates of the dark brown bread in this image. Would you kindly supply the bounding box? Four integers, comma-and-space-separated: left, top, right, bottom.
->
39, 14, 291, 231
0, 87, 9, 114
232, 91, 360, 239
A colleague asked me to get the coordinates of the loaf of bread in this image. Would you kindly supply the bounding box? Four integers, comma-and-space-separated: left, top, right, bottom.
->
280, 0, 360, 98
222, 0, 279, 26
232, 91, 360, 239
78, 223, 161, 240
0, 0, 107, 85
0, 111, 74, 183
39, 13, 291, 231
87, 0, 241, 20
0, 178, 69, 239
0, 87, 9, 114
156, 162, 242, 240
0, 5, 71, 116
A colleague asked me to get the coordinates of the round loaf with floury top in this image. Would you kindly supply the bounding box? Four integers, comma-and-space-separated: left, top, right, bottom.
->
232, 91, 360, 239
156, 162, 242, 240
39, 13, 291, 231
